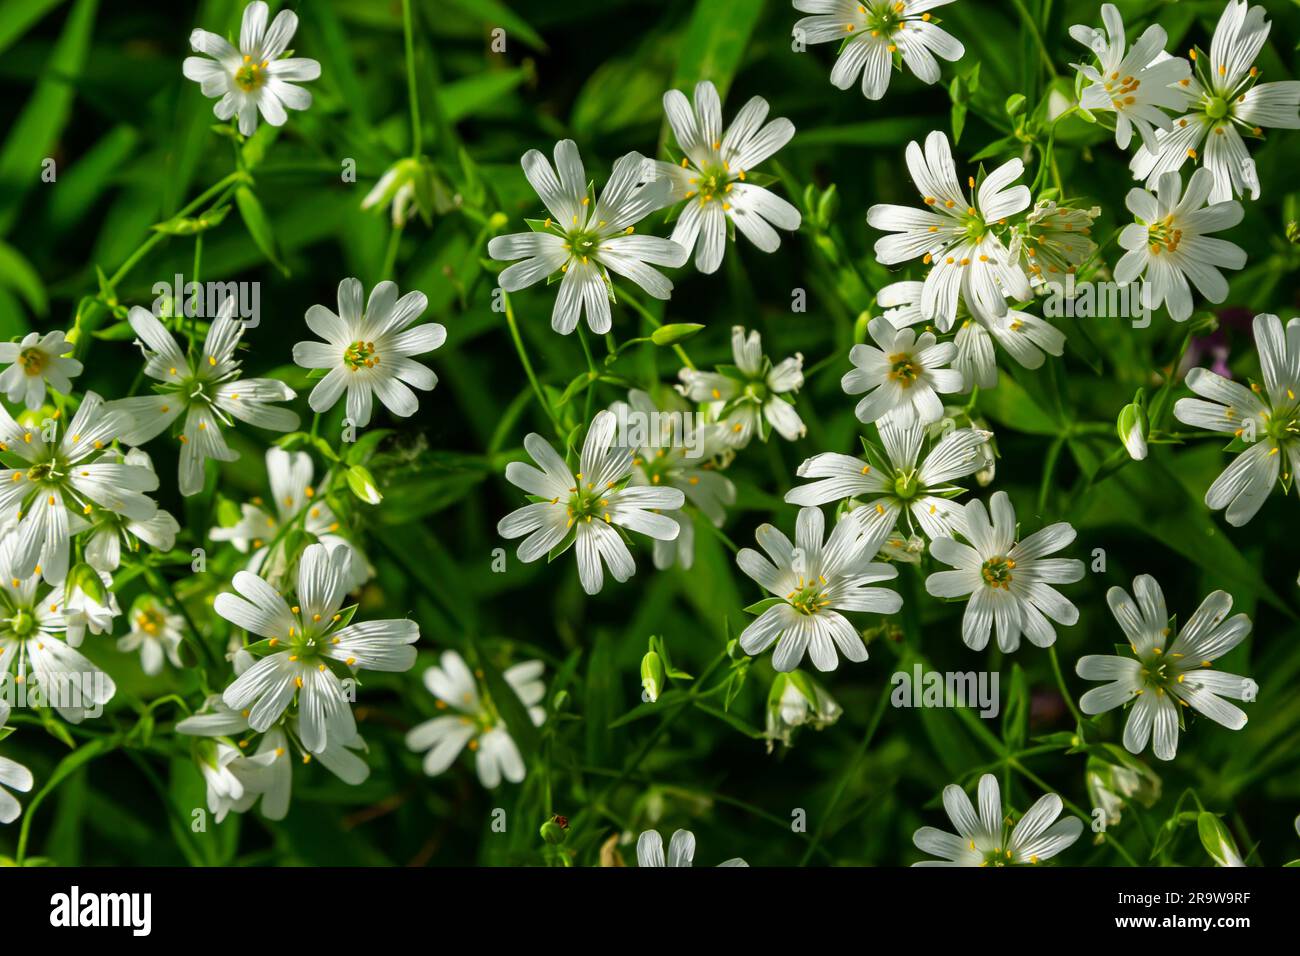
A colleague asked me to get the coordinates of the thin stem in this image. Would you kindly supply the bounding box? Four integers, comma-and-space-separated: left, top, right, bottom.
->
502, 290, 563, 436
1049, 645, 1086, 727
401, 0, 422, 156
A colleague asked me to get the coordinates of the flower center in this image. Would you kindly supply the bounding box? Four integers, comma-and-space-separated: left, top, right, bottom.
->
892, 472, 919, 499
1205, 95, 1229, 120
863, 1, 907, 36
344, 340, 379, 371
1264, 406, 1299, 446
1146, 215, 1182, 255
689, 165, 734, 204
888, 353, 921, 388
9, 608, 34, 637
136, 608, 164, 635
787, 576, 828, 616
18, 348, 46, 376
565, 474, 614, 526
234, 58, 267, 92
980, 556, 1015, 590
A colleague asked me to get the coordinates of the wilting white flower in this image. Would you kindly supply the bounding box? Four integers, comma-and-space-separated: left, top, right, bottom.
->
1114, 168, 1245, 322
1008, 201, 1100, 288
764, 670, 842, 752
59, 566, 120, 649
497, 410, 685, 595
792, 0, 965, 101
1069, 3, 1191, 151
611, 389, 736, 571
1077, 574, 1256, 761
925, 491, 1084, 652
488, 141, 686, 335
178, 697, 369, 820
360, 157, 449, 228
786, 418, 987, 545
406, 650, 545, 789
0, 540, 115, 723
0, 392, 159, 584
293, 278, 444, 428
0, 331, 82, 410
0, 701, 33, 824
1174, 313, 1299, 525
636, 828, 747, 867
912, 773, 1082, 866
878, 280, 1064, 391
659, 81, 800, 273
1131, 0, 1300, 202
211, 446, 368, 589
179, 697, 367, 820
842, 316, 961, 426
84, 449, 180, 573
677, 326, 806, 447
117, 597, 185, 676
110, 300, 298, 496
216, 543, 418, 753
737, 507, 902, 672
867, 131, 1033, 328
182, 0, 320, 137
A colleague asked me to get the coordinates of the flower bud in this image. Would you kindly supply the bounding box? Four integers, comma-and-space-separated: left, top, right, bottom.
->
1116, 402, 1149, 461
640, 650, 665, 703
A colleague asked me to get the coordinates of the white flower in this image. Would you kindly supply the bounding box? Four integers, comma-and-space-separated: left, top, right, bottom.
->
1076, 574, 1256, 761
792, 0, 965, 101
0, 331, 82, 410
912, 773, 1082, 866
83, 449, 180, 574
785, 417, 988, 545
178, 697, 369, 820
0, 539, 116, 723
211, 446, 368, 589
182, 0, 320, 137
1131, 0, 1300, 202
0, 391, 160, 584
1114, 167, 1245, 322
216, 542, 418, 753
659, 81, 800, 274
488, 141, 686, 335
764, 670, 842, 752
878, 280, 1064, 390
867, 131, 1032, 328
842, 316, 961, 426
676, 326, 806, 447
925, 491, 1084, 652
293, 278, 444, 428
497, 410, 685, 595
110, 300, 299, 496
117, 597, 184, 676
736, 506, 902, 672
1069, 3, 1191, 151
60, 566, 120, 649
1174, 313, 1299, 525
0, 701, 34, 824
1007, 201, 1100, 288
636, 828, 747, 867
406, 650, 545, 789
611, 389, 736, 571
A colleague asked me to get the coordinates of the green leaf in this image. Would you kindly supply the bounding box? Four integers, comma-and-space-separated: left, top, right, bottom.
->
234, 186, 288, 276
0, 240, 47, 315
670, 0, 765, 101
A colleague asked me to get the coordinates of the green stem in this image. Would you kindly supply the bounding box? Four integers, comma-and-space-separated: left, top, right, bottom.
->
17, 735, 120, 864
401, 0, 422, 156
502, 290, 563, 436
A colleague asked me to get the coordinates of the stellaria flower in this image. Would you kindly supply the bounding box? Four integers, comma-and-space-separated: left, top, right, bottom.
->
736, 506, 902, 672
842, 316, 961, 426
109, 299, 299, 496
83, 449, 180, 574
117, 596, 185, 676
636, 828, 747, 867
792, 0, 965, 101
293, 278, 444, 428
1173, 313, 1299, 525
1068, 4, 1192, 151
912, 772, 1082, 866
659, 81, 800, 274
406, 650, 545, 789
183, 0, 321, 137
1114, 168, 1245, 322
764, 670, 842, 752
1130, 0, 1300, 202
867, 131, 1033, 328
216, 542, 418, 753
0, 331, 82, 410
785, 417, 987, 545
497, 410, 685, 595
488, 141, 686, 335
925, 491, 1084, 652
0, 701, 33, 824
1076, 574, 1256, 760
1007, 201, 1100, 289
676, 326, 806, 447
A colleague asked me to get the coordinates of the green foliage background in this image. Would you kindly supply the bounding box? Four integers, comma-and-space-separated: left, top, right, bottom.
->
0, 0, 1297, 866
